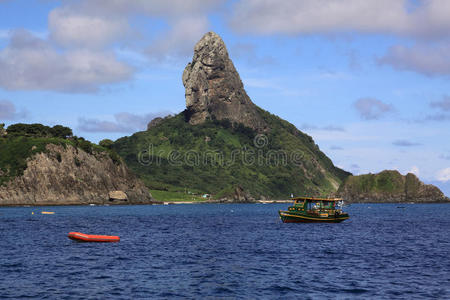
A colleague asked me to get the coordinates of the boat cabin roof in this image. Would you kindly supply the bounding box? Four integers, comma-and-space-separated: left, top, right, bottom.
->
292, 196, 343, 202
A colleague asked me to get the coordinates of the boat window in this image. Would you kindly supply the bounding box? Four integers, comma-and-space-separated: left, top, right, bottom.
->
322, 201, 333, 209
307, 202, 319, 210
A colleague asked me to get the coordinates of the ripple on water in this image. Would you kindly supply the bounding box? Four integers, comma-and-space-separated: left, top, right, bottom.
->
0, 204, 449, 299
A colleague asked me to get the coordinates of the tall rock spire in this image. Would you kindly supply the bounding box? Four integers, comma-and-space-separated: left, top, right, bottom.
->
182, 32, 266, 130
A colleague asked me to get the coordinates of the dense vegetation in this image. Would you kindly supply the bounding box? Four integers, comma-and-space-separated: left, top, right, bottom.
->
112, 109, 350, 199
6, 123, 73, 139
337, 170, 405, 195
0, 123, 120, 186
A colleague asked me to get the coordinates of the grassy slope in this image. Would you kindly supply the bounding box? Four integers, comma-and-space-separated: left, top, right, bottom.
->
112, 109, 350, 199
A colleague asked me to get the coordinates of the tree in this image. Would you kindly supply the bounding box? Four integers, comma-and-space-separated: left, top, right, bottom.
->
51, 125, 73, 139
99, 139, 114, 149
7, 123, 51, 137
6, 123, 73, 139
0, 123, 6, 137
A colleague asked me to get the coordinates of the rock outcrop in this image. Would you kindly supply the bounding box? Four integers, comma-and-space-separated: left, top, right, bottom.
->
108, 190, 128, 202
0, 144, 154, 206
182, 32, 267, 131
147, 117, 164, 130
337, 170, 449, 203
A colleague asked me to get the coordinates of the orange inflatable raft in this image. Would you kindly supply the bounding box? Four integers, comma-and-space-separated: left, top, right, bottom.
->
68, 232, 120, 242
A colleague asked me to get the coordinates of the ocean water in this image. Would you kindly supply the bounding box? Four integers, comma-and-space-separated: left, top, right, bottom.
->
0, 203, 449, 299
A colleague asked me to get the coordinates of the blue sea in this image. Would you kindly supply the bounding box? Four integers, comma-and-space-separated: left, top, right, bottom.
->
0, 203, 449, 299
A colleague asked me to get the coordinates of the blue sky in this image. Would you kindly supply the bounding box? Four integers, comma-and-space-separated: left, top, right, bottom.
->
1, 0, 450, 195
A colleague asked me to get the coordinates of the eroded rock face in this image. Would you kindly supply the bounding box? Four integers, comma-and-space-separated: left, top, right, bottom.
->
182, 32, 266, 131
147, 117, 163, 130
109, 190, 127, 202
0, 144, 153, 206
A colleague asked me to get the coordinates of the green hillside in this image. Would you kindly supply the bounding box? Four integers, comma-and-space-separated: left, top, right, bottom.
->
112, 108, 350, 199
338, 170, 405, 195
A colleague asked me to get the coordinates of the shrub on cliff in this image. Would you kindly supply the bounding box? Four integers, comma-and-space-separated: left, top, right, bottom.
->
6, 123, 72, 139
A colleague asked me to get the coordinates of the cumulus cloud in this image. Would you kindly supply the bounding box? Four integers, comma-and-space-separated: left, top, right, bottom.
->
436, 167, 450, 182
0, 0, 226, 93
49, 7, 130, 49
0, 100, 28, 120
50, 0, 225, 60
73, 0, 224, 17
146, 16, 210, 60
353, 98, 393, 120
393, 140, 422, 147
378, 43, 450, 77
78, 111, 171, 133
0, 30, 133, 92
229, 0, 450, 78
229, 0, 450, 39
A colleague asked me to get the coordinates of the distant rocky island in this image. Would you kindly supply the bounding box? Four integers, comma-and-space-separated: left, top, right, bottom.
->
338, 170, 449, 203
0, 32, 449, 205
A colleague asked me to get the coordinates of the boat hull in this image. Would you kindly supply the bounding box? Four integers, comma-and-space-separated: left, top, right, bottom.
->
68, 232, 120, 242
279, 211, 349, 223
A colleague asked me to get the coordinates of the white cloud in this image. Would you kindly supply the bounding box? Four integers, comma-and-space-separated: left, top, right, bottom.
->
0, 0, 227, 93
146, 16, 210, 60
378, 43, 450, 77
408, 166, 420, 176
73, 0, 224, 17
78, 111, 171, 133
49, 8, 130, 49
436, 167, 450, 182
0, 30, 133, 93
353, 98, 393, 120
229, 0, 450, 39
229, 0, 450, 78
0, 100, 28, 120
49, 0, 224, 59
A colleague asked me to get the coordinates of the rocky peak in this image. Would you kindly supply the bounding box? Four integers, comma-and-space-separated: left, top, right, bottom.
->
182, 32, 266, 131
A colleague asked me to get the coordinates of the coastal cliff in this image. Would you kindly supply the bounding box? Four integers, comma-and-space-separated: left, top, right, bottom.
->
337, 170, 449, 203
0, 124, 153, 206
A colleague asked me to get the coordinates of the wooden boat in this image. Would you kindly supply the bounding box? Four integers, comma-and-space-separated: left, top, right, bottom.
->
68, 232, 120, 242
279, 196, 349, 223
41, 211, 55, 214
